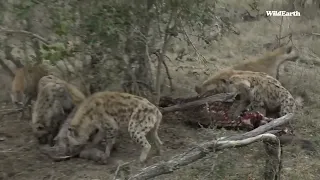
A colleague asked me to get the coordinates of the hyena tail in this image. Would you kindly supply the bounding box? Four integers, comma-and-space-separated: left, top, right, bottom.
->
153, 110, 163, 146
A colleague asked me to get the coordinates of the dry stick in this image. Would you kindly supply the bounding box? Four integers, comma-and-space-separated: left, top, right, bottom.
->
311, 32, 320, 36
180, 24, 212, 68
0, 108, 24, 120
153, 52, 174, 93
276, 16, 284, 46
113, 161, 133, 180
0, 27, 49, 45
160, 93, 237, 114
128, 115, 289, 180
154, 9, 175, 105
160, 58, 174, 93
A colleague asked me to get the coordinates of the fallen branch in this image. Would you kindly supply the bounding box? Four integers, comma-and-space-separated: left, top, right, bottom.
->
128, 114, 292, 180
311, 32, 320, 36
161, 93, 237, 114
0, 108, 24, 120
129, 133, 282, 180
113, 161, 133, 180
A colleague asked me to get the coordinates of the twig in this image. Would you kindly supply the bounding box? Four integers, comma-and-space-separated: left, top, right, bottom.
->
0, 27, 49, 45
113, 161, 133, 180
153, 52, 174, 93
154, 8, 175, 105
0, 108, 24, 120
160, 93, 237, 114
311, 32, 320, 36
180, 24, 211, 68
276, 16, 284, 46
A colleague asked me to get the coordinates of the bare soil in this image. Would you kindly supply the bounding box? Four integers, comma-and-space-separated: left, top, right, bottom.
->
0, 102, 212, 180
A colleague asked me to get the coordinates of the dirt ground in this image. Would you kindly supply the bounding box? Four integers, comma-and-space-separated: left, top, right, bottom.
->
2, 1, 320, 180
0, 102, 217, 180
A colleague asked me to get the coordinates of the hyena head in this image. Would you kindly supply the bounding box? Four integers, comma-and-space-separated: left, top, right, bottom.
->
196, 69, 235, 95
66, 125, 92, 153
66, 122, 99, 155
32, 83, 75, 145
52, 107, 78, 154
54, 83, 75, 111
11, 68, 26, 107
38, 75, 60, 92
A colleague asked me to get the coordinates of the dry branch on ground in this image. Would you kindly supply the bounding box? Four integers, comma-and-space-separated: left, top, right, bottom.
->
128, 114, 292, 180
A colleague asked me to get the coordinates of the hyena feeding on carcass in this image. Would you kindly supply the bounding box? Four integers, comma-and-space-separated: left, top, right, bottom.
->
44, 91, 163, 164
195, 45, 299, 95
32, 75, 86, 146
31, 81, 75, 145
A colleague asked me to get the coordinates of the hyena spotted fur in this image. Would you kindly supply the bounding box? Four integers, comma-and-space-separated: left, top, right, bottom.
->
195, 69, 282, 96
38, 75, 86, 106
65, 91, 163, 163
225, 71, 297, 119
195, 45, 298, 95
32, 82, 74, 145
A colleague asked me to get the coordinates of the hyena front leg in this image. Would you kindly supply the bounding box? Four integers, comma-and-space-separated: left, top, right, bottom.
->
232, 83, 251, 120
233, 97, 250, 120
103, 115, 119, 158
247, 90, 266, 116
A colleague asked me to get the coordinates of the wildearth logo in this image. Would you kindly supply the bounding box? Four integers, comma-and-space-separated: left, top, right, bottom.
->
266, 11, 301, 16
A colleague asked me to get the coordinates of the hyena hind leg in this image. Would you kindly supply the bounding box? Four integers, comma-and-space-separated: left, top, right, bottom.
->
147, 115, 163, 156
128, 120, 155, 163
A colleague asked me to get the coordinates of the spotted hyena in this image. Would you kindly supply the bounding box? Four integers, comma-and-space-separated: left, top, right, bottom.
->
225, 71, 297, 119
195, 45, 298, 94
64, 91, 163, 163
31, 82, 74, 145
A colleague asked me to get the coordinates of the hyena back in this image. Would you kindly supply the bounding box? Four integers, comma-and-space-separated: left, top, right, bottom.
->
195, 45, 298, 95
38, 75, 86, 106
66, 91, 163, 163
